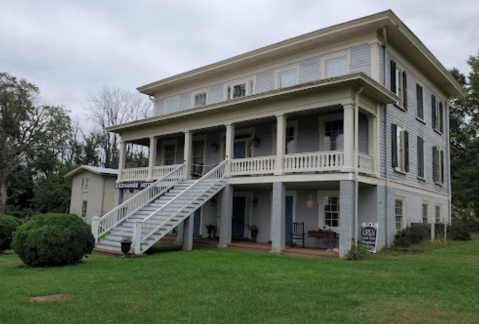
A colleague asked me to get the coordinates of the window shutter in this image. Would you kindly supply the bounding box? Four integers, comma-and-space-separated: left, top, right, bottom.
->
391, 124, 398, 168
416, 84, 423, 119
390, 60, 397, 93
403, 71, 408, 110
417, 137, 423, 178
439, 102, 444, 133
441, 150, 444, 184
404, 131, 409, 172
431, 95, 436, 130
432, 147, 438, 182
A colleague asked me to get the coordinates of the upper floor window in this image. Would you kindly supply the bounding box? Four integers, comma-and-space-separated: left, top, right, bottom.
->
417, 136, 425, 179
321, 51, 351, 79
194, 93, 207, 107
162, 140, 177, 166
432, 146, 444, 185
225, 78, 255, 100
431, 95, 444, 134
416, 83, 425, 121
391, 124, 409, 173
390, 60, 408, 109
165, 97, 179, 114
83, 178, 89, 192
324, 120, 344, 151
81, 200, 88, 218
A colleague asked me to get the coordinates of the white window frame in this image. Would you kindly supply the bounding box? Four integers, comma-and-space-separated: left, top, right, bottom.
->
83, 178, 89, 192
162, 139, 178, 165
274, 64, 299, 89
81, 200, 88, 218
416, 81, 426, 123
223, 77, 256, 100
393, 123, 407, 173
422, 202, 430, 224
433, 145, 444, 185
318, 190, 340, 229
417, 134, 426, 181
318, 113, 344, 151
433, 96, 444, 134
164, 96, 180, 114
192, 135, 207, 175
320, 50, 351, 79
435, 204, 443, 224
271, 120, 298, 155
394, 196, 406, 231
191, 89, 208, 108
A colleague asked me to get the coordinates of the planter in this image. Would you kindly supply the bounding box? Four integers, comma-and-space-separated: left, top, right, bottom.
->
121, 241, 132, 258
206, 228, 213, 239
251, 230, 258, 242
308, 231, 336, 239
306, 202, 314, 209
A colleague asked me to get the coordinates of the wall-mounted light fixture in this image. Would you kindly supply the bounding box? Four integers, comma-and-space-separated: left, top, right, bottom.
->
210, 198, 217, 207
211, 142, 219, 152
251, 136, 260, 148
252, 198, 258, 208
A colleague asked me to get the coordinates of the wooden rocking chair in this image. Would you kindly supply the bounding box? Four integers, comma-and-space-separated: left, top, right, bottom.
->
290, 222, 305, 248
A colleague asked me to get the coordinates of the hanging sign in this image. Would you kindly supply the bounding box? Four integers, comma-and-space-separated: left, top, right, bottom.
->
115, 182, 153, 189
360, 222, 378, 253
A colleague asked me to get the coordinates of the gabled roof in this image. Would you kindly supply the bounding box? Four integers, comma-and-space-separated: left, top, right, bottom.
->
64, 165, 118, 179
137, 10, 464, 99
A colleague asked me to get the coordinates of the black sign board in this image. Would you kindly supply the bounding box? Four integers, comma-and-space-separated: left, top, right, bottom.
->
115, 182, 153, 189
360, 222, 378, 253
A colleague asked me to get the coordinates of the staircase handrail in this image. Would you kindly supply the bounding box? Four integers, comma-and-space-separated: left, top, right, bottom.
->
95, 163, 185, 239
139, 159, 228, 244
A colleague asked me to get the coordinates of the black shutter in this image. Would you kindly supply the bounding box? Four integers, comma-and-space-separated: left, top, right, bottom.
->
390, 60, 397, 93
416, 84, 423, 119
432, 147, 438, 182
431, 95, 437, 130
441, 150, 445, 184
417, 137, 423, 178
404, 130, 409, 172
439, 102, 444, 133
391, 124, 398, 168
403, 71, 408, 110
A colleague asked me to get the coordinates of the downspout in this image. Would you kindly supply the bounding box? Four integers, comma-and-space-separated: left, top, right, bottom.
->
383, 26, 390, 247
100, 176, 106, 216
354, 86, 363, 244
446, 96, 454, 238
149, 95, 156, 117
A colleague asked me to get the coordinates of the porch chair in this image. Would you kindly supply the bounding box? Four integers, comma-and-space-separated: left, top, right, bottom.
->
290, 222, 305, 248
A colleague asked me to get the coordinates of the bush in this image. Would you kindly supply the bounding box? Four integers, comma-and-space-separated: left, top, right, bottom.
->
394, 225, 430, 247
0, 214, 21, 252
448, 220, 472, 241
345, 240, 369, 261
12, 213, 94, 267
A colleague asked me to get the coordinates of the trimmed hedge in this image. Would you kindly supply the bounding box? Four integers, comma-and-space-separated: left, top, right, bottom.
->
0, 214, 21, 252
394, 224, 430, 247
12, 213, 94, 267
448, 221, 472, 241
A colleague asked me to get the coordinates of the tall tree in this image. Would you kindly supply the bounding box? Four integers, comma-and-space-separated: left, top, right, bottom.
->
85, 86, 151, 168
0, 72, 71, 214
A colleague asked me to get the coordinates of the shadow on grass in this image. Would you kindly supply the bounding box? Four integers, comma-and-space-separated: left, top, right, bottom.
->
144, 243, 183, 255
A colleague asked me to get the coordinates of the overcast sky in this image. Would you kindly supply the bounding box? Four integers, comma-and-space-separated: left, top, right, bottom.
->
1, 0, 478, 130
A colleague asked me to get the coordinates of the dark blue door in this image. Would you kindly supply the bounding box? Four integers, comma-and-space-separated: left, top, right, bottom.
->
285, 196, 293, 246
234, 141, 246, 159
193, 208, 201, 236
232, 196, 246, 239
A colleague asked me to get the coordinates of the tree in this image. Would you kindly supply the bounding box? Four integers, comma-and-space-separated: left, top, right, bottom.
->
0, 72, 71, 214
85, 86, 151, 168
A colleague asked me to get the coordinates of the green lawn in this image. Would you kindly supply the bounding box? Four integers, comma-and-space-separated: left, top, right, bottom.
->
1, 240, 479, 324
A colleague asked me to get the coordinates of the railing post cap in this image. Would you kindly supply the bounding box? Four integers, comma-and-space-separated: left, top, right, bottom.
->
92, 216, 100, 220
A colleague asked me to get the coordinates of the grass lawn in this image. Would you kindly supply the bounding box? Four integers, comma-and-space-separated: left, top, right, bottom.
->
1, 240, 479, 324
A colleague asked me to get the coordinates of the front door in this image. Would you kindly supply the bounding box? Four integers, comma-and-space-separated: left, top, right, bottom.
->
285, 196, 293, 246
232, 196, 246, 239
193, 208, 201, 236
234, 141, 247, 159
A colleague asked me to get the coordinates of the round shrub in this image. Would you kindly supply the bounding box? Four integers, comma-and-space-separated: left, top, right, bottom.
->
0, 214, 21, 252
12, 213, 94, 267
448, 221, 472, 241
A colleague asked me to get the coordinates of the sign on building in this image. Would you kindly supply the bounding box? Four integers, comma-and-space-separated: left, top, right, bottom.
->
360, 222, 378, 253
115, 182, 153, 189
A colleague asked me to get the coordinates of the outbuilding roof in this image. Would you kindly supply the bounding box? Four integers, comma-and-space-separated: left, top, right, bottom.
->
64, 165, 118, 179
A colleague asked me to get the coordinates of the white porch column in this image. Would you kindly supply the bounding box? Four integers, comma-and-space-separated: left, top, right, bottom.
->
91, 216, 99, 243
367, 115, 377, 175
271, 182, 286, 253
225, 123, 235, 177
343, 105, 354, 172
369, 40, 382, 82
274, 114, 286, 175
184, 130, 193, 179
117, 140, 127, 182
147, 136, 158, 181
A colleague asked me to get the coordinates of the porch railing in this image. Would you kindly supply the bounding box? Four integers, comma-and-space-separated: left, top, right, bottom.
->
358, 153, 374, 174
153, 165, 182, 178
283, 151, 344, 172
231, 155, 275, 176
121, 167, 148, 181
94, 164, 185, 242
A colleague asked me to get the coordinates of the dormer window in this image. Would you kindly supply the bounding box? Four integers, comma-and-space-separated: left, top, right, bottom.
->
225, 77, 255, 100
165, 97, 179, 113
194, 93, 207, 107
321, 50, 351, 79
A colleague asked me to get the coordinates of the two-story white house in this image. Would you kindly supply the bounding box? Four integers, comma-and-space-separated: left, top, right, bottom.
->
91, 10, 463, 257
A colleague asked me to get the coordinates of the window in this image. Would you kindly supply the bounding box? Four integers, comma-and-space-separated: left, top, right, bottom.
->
272, 121, 297, 155
324, 120, 344, 151
422, 203, 429, 224
81, 201, 88, 218
278, 69, 296, 88
391, 124, 409, 172
432, 146, 444, 185
225, 78, 255, 100
417, 136, 425, 179
431, 95, 444, 133
435, 205, 442, 223
321, 51, 350, 79
165, 97, 179, 113
285, 125, 295, 154
194, 93, 207, 107
323, 196, 340, 227
162, 140, 177, 165
192, 138, 206, 175
390, 60, 408, 109
83, 178, 89, 192
395, 198, 405, 230
416, 83, 425, 121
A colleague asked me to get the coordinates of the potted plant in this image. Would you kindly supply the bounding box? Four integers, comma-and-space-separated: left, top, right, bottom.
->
306, 194, 315, 209
249, 225, 258, 242
205, 223, 216, 239
121, 235, 132, 258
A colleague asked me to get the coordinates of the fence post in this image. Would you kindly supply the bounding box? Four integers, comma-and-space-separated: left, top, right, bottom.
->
91, 216, 99, 243
133, 220, 143, 254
